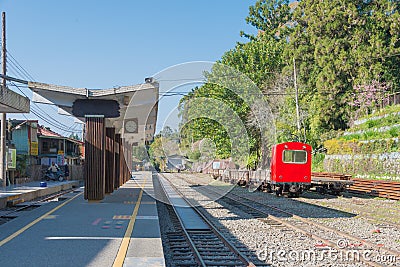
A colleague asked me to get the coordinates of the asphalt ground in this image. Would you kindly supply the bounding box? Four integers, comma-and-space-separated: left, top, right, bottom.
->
0, 172, 164, 267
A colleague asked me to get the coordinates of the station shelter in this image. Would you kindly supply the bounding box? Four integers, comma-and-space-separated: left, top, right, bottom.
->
28, 81, 159, 200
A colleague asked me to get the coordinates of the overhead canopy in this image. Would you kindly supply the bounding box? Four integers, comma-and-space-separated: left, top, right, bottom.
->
28, 81, 159, 145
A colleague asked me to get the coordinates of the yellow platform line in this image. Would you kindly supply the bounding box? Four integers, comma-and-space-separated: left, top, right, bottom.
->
0, 192, 83, 247
113, 179, 146, 267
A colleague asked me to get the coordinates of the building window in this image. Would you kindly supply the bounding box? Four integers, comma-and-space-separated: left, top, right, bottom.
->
42, 141, 49, 153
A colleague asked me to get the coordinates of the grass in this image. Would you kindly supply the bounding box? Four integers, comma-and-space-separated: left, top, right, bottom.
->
373, 197, 388, 200
361, 104, 400, 120
351, 114, 400, 132
338, 126, 400, 141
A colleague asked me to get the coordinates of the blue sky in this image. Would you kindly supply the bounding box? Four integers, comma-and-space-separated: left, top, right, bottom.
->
1, 0, 256, 136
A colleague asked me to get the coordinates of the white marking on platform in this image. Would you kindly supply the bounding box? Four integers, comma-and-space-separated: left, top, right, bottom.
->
124, 257, 165, 267
43, 215, 57, 219
45, 236, 121, 240
136, 216, 158, 220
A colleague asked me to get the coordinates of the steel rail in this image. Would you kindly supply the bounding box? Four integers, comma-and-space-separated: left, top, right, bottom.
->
158, 173, 256, 267
0, 188, 78, 219
201, 185, 398, 267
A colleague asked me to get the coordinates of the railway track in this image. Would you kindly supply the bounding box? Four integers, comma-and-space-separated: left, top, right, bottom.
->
196, 184, 399, 267
167, 172, 400, 266
157, 174, 260, 267
0, 188, 81, 225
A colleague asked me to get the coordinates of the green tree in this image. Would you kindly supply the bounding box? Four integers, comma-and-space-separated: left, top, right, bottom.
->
132, 145, 148, 162
148, 137, 166, 171
68, 133, 80, 140
287, 0, 400, 143
179, 0, 293, 168
241, 0, 293, 40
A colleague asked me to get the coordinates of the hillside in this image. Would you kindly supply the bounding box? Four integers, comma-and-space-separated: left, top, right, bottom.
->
323, 104, 400, 180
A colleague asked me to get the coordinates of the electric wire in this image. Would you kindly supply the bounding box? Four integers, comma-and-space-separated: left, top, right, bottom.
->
9, 82, 78, 133
6, 62, 28, 81
61, 123, 79, 137
3, 51, 79, 132
6, 50, 35, 81
11, 82, 71, 130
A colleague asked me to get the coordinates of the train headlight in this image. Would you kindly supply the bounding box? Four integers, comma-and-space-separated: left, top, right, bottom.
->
304, 176, 308, 180
279, 175, 283, 180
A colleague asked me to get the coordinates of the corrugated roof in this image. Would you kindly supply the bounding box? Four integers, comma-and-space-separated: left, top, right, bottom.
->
37, 126, 63, 137
37, 125, 84, 145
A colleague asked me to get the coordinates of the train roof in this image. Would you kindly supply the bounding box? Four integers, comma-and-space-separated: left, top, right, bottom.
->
273, 142, 312, 150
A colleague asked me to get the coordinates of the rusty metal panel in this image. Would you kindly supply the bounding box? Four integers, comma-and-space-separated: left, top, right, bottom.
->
119, 137, 125, 186
126, 142, 132, 173
115, 134, 121, 189
84, 116, 106, 200
105, 127, 115, 194
124, 140, 130, 183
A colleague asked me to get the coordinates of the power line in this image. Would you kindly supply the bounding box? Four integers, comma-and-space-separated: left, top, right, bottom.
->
7, 63, 28, 82
10, 82, 68, 128
9, 82, 77, 133
61, 123, 79, 137
6, 50, 35, 81
0, 51, 59, 125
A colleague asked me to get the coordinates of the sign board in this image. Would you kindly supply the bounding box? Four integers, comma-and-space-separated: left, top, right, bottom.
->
72, 99, 120, 118
57, 150, 64, 165
30, 141, 38, 156
6, 148, 16, 170
212, 161, 221, 170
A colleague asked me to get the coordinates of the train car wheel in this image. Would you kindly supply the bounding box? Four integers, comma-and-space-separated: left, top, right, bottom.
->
275, 187, 282, 197
266, 184, 272, 193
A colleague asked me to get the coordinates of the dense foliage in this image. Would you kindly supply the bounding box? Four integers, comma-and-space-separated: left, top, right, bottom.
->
172, 0, 400, 169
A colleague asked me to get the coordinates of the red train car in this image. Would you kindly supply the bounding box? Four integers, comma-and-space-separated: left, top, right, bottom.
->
218, 141, 352, 197
269, 142, 312, 197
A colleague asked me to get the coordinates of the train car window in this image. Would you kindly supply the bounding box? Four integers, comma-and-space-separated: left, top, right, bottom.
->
282, 150, 307, 164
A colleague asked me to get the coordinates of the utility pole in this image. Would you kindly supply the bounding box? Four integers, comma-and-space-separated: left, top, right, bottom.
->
1, 12, 7, 187
293, 58, 301, 137
81, 123, 85, 142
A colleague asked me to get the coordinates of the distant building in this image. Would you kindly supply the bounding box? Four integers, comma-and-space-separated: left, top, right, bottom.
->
37, 126, 84, 166
7, 119, 39, 179
166, 154, 191, 171
8, 119, 39, 164
8, 120, 84, 167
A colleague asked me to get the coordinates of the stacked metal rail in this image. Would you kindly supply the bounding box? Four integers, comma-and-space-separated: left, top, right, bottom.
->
348, 178, 400, 200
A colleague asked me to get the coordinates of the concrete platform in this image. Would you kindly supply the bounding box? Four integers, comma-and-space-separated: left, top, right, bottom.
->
0, 180, 79, 208
158, 174, 209, 230
124, 172, 165, 267
0, 171, 165, 267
